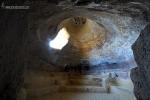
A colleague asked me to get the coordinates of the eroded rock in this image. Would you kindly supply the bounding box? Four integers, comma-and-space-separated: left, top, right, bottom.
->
131, 23, 150, 100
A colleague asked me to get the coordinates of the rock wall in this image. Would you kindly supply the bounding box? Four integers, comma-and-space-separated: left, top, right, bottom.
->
0, 11, 28, 100
0, 1, 150, 100
131, 23, 150, 100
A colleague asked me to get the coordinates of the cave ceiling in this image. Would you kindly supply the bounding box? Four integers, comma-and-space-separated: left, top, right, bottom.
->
28, 1, 150, 71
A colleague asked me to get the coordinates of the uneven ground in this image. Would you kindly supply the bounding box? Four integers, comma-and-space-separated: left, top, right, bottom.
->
16, 69, 136, 100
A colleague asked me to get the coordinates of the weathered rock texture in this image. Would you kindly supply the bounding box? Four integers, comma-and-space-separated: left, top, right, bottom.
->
131, 23, 150, 100
0, 11, 28, 100
35, 3, 148, 68
0, 1, 150, 100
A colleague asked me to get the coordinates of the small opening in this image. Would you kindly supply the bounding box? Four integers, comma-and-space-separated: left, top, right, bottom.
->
49, 16, 106, 55
49, 27, 70, 50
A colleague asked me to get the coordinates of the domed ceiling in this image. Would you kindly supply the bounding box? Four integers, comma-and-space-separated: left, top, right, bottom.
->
54, 17, 106, 56
32, 4, 149, 71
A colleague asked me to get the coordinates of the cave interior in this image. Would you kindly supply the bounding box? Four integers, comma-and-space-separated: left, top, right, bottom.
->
0, 0, 150, 100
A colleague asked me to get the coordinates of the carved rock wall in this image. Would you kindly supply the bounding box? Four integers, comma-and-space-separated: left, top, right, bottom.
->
131, 23, 150, 100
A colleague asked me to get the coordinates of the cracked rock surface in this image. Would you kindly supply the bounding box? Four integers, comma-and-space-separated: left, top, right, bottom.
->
131, 23, 150, 100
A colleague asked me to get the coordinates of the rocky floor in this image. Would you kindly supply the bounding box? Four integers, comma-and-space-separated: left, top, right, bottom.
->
18, 69, 136, 100
28, 92, 136, 100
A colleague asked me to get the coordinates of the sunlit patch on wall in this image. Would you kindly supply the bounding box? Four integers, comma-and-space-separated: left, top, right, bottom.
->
49, 27, 70, 50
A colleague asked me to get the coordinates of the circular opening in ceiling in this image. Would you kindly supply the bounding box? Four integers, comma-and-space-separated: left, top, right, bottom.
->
49, 16, 107, 54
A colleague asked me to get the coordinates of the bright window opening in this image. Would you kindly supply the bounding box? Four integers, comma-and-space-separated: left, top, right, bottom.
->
49, 28, 70, 50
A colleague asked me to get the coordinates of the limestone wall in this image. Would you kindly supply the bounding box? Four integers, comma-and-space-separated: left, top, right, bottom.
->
131, 23, 150, 100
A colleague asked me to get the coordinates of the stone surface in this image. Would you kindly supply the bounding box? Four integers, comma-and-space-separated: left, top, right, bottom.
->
28, 92, 136, 100
35, 2, 148, 68
23, 70, 107, 98
131, 23, 150, 100
0, 1, 150, 100
22, 69, 135, 99
0, 10, 28, 100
